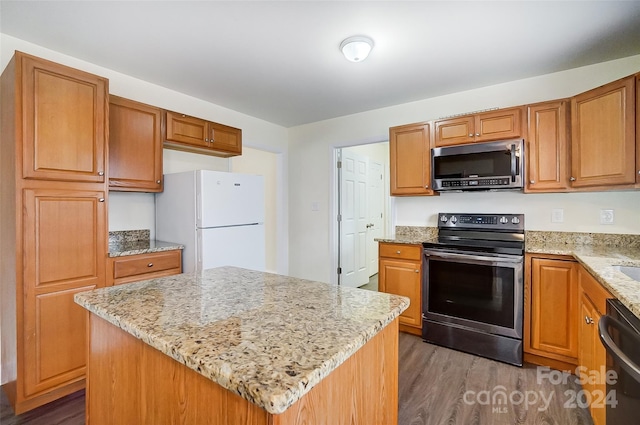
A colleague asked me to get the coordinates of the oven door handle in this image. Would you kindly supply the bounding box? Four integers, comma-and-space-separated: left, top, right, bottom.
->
423, 249, 523, 264
598, 315, 640, 383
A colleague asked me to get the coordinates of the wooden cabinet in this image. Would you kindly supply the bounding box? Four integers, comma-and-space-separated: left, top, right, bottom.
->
571, 76, 636, 188
109, 96, 163, 192
637, 73, 640, 185
578, 266, 613, 425
20, 52, 107, 183
165, 111, 242, 157
526, 100, 571, 192
378, 243, 422, 335
434, 107, 523, 147
107, 250, 182, 286
1, 52, 108, 414
524, 255, 579, 369
389, 122, 435, 196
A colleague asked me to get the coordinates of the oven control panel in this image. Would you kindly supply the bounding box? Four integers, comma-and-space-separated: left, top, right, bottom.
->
438, 213, 524, 230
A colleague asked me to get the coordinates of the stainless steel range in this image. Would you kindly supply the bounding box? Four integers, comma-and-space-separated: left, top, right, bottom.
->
422, 213, 525, 366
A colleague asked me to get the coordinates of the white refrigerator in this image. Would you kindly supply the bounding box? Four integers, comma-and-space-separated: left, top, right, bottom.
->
156, 170, 265, 273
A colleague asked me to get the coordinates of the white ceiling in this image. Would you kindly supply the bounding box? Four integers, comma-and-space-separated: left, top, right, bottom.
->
2, 1, 640, 128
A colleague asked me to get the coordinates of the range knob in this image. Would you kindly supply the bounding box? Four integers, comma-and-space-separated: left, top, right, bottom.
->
440, 215, 448, 223
499, 216, 508, 224
450, 216, 458, 224
511, 217, 520, 224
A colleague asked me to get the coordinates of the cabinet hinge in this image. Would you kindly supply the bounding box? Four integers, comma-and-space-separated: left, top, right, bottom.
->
337, 160, 342, 169
337, 267, 342, 275
337, 214, 342, 222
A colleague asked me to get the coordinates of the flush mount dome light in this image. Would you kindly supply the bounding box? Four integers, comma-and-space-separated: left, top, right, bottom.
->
340, 36, 374, 62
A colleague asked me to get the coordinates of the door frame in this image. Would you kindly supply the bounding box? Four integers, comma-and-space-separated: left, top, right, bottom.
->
330, 143, 394, 286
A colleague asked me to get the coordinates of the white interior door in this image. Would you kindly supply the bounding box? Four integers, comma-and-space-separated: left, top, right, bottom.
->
367, 161, 384, 277
339, 149, 369, 288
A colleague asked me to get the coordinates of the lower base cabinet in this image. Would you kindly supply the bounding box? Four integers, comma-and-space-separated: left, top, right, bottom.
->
524, 254, 579, 369
378, 243, 422, 335
578, 266, 612, 425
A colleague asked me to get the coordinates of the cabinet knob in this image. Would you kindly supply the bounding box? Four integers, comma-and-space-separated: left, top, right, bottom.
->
425, 184, 429, 189
584, 316, 594, 325
205, 138, 209, 142
475, 133, 480, 137
156, 180, 161, 184
148, 263, 153, 267
570, 177, 576, 181
530, 180, 535, 184
98, 171, 104, 176
396, 250, 401, 254
415, 270, 419, 273
98, 198, 105, 202
468, 133, 473, 137
637, 170, 640, 175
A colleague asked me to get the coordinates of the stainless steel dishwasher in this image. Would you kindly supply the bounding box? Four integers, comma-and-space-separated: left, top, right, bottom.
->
598, 299, 640, 425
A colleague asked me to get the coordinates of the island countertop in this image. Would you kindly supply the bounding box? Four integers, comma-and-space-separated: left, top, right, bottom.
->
74, 266, 409, 415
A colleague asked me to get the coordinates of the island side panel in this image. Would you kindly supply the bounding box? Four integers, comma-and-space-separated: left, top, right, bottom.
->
86, 312, 399, 424
272, 318, 399, 425
86, 313, 270, 425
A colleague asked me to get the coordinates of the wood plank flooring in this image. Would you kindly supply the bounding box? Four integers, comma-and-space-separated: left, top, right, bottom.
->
1, 333, 593, 425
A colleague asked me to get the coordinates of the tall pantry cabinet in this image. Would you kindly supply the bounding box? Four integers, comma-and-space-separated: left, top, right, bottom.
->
1, 52, 108, 414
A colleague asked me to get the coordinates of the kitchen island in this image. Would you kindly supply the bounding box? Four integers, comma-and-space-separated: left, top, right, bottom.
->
74, 266, 409, 424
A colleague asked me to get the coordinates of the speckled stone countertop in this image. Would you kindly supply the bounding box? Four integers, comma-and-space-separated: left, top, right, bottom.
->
378, 227, 640, 319
108, 229, 183, 257
74, 266, 409, 414
526, 237, 640, 320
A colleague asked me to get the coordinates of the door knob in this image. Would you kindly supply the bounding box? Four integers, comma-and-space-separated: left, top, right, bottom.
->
366, 223, 374, 228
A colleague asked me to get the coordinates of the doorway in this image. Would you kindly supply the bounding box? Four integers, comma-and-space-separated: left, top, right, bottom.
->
335, 142, 390, 288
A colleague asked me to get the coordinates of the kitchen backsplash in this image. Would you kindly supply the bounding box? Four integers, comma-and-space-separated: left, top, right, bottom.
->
108, 229, 150, 244
525, 231, 640, 248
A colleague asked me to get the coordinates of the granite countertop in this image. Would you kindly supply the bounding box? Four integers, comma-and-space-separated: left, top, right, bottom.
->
377, 226, 640, 319
108, 229, 183, 257
74, 266, 409, 414
526, 241, 640, 319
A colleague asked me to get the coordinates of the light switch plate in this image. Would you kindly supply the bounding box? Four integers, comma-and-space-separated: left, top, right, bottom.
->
600, 209, 614, 225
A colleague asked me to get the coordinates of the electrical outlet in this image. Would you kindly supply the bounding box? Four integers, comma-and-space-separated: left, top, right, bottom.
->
551, 209, 564, 223
600, 209, 614, 225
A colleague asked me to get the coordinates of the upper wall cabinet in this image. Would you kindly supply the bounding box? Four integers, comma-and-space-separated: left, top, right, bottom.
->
164, 111, 242, 157
570, 76, 636, 188
109, 96, 163, 192
20, 53, 108, 183
389, 122, 435, 196
525, 100, 570, 192
433, 107, 523, 147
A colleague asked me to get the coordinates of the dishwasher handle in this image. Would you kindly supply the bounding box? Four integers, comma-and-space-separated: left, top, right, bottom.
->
598, 315, 640, 383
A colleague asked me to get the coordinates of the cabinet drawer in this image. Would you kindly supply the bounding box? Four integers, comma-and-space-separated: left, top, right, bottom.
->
379, 243, 422, 261
113, 251, 181, 279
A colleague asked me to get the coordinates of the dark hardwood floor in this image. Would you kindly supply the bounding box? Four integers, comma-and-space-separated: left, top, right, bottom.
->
1, 333, 593, 425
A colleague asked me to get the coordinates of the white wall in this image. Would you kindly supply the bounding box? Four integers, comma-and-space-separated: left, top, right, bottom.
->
1, 34, 290, 275
288, 54, 640, 283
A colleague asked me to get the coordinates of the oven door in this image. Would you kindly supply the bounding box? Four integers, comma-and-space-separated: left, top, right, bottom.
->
423, 249, 523, 338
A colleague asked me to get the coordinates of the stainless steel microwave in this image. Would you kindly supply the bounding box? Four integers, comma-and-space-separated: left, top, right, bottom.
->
432, 139, 524, 191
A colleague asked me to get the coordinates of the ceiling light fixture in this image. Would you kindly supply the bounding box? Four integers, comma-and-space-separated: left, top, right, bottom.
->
339, 36, 374, 63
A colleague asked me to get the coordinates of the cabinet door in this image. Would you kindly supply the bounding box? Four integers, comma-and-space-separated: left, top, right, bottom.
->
21, 53, 107, 182
208, 121, 242, 155
109, 96, 163, 192
528, 258, 579, 360
571, 76, 636, 187
526, 101, 570, 192
389, 122, 434, 195
379, 258, 421, 328
579, 292, 606, 425
475, 108, 523, 142
165, 111, 208, 147
22, 188, 106, 396
433, 116, 475, 146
